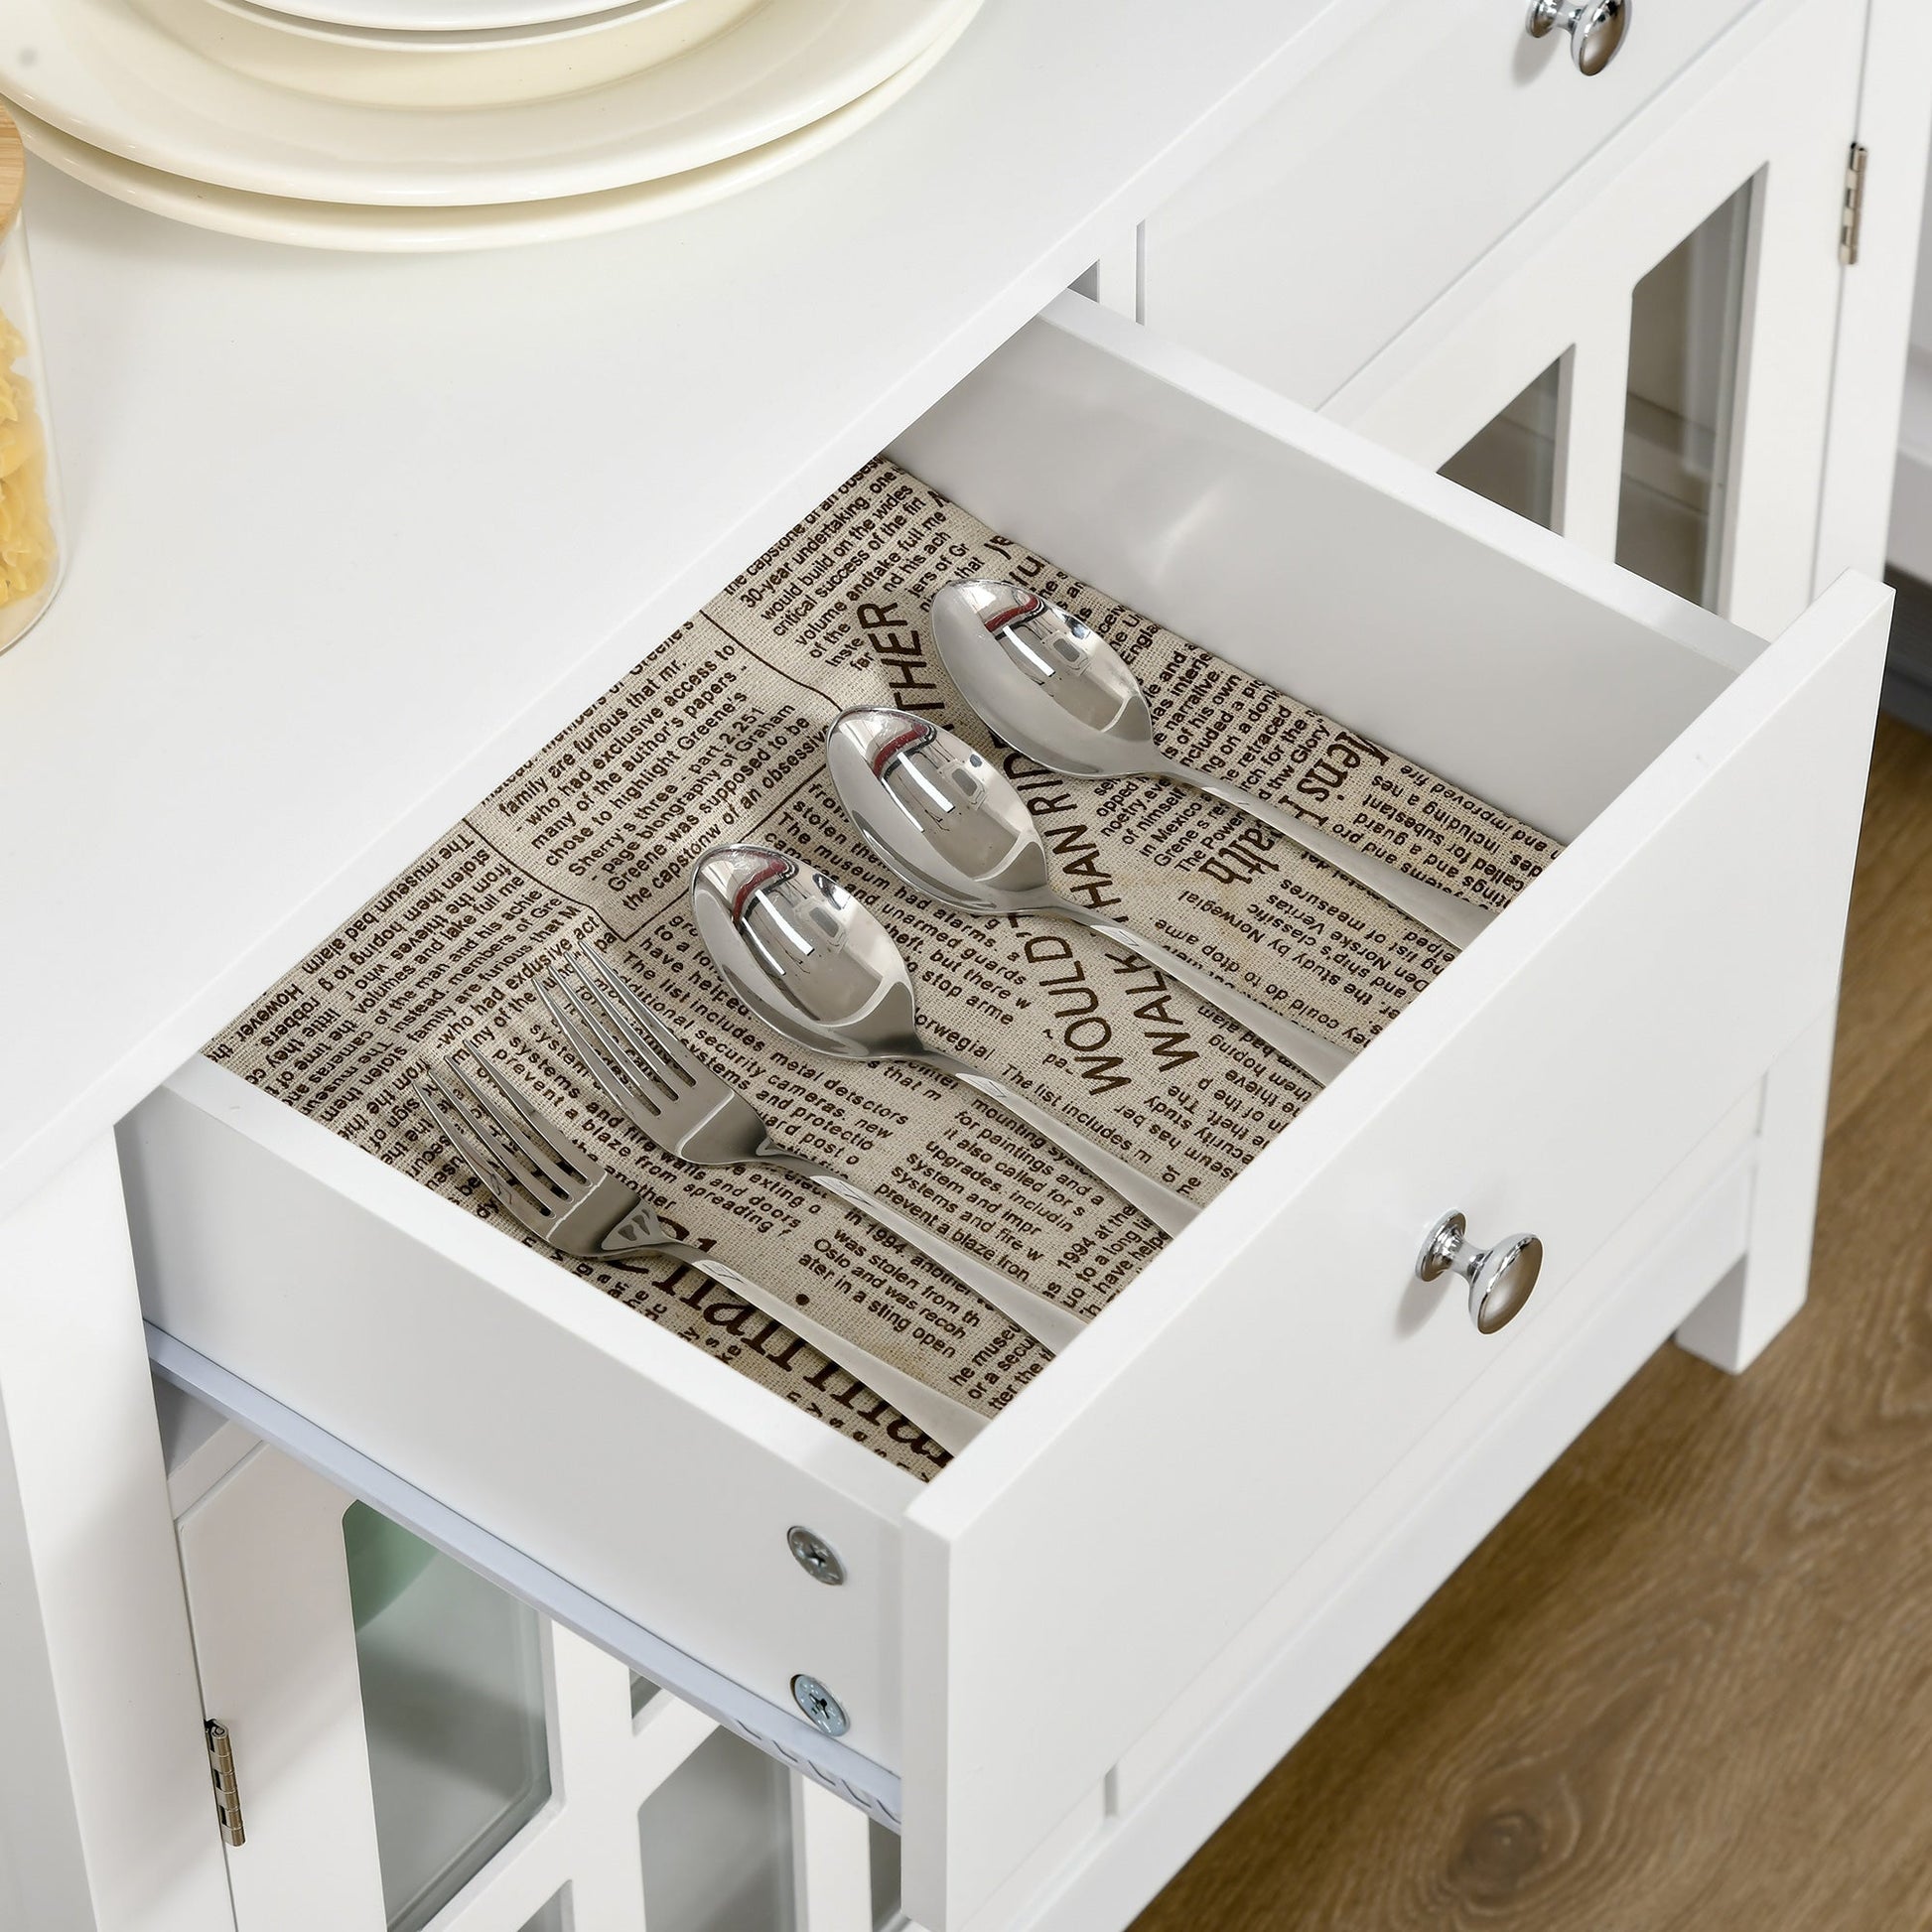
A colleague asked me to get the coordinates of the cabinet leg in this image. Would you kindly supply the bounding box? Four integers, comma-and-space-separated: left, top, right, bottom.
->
1676, 1006, 1839, 1374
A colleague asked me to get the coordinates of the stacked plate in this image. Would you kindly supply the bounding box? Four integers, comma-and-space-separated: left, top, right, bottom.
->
0, 0, 981, 250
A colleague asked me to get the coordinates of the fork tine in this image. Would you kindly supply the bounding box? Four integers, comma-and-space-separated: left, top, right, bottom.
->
568, 942, 699, 1089
535, 973, 660, 1119
557, 947, 686, 1097
414, 1071, 547, 1217
450, 1056, 585, 1196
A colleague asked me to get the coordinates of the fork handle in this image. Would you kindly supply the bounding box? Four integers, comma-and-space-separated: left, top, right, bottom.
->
656, 1243, 987, 1456
917, 1052, 1200, 1237
770, 1158, 1086, 1354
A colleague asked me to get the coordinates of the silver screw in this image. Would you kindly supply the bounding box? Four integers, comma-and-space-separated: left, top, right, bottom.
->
787, 1526, 846, 1586
791, 1675, 850, 1738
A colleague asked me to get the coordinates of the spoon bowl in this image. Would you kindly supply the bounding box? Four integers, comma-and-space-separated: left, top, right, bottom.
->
928, 581, 1159, 778
689, 845, 921, 1060
824, 705, 1357, 1087
690, 838, 1200, 1233
822, 707, 1050, 911
928, 580, 1496, 952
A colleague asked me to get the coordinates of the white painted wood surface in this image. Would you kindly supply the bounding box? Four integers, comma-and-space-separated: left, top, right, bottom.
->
177, 1449, 389, 1932
122, 298, 1889, 1929
172, 1423, 895, 1932
121, 1065, 918, 1772
1139, 0, 1780, 412
1884, 88, 1932, 584
892, 301, 1757, 845
0, 0, 1403, 1228
1328, 0, 1863, 642
1000, 1095, 1764, 1932
899, 559, 1889, 1928
1676, 1006, 1841, 1372
0, 0, 1905, 1923
0, 1139, 234, 1932
1823, 0, 1932, 586
148, 1323, 908, 1831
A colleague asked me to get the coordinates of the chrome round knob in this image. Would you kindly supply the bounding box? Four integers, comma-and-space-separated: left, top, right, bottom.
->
1417, 1210, 1543, 1334
1526, 0, 1631, 75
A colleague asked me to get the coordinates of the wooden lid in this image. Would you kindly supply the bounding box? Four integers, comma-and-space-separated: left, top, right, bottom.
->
0, 107, 21, 240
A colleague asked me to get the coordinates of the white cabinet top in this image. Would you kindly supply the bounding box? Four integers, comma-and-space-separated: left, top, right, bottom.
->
0, 0, 1376, 1217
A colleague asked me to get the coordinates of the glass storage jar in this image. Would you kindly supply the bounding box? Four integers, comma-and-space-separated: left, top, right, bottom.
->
0, 108, 64, 658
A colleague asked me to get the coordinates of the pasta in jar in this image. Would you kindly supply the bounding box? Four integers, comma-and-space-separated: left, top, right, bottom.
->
0, 312, 55, 618
0, 106, 62, 657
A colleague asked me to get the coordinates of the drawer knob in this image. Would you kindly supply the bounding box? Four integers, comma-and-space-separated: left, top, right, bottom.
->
1418, 1211, 1543, 1333
1526, 0, 1631, 74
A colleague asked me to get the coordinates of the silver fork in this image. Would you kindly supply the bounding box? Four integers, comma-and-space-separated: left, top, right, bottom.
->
533, 941, 1087, 1354
412, 1052, 985, 1454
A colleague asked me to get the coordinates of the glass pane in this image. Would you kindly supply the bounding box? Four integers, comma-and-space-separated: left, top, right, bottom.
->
870, 1819, 903, 1931
631, 1671, 660, 1720
1617, 182, 1752, 608
638, 1729, 796, 1932
515, 1890, 570, 1932
1439, 360, 1563, 528
344, 1503, 552, 1932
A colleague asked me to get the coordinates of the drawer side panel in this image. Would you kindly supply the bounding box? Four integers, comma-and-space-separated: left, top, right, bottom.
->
119, 1070, 912, 1768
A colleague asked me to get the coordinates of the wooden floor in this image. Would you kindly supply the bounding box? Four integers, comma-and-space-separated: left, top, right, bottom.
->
1132, 717, 1932, 1932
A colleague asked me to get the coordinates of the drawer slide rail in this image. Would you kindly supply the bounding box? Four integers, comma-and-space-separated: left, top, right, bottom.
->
146, 1323, 904, 1830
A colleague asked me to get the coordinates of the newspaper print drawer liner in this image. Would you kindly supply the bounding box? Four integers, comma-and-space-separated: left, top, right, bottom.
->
205, 456, 1556, 1478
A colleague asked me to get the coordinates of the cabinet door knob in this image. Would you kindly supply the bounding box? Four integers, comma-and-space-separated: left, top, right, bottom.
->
1526, 0, 1631, 74
1417, 1211, 1543, 1333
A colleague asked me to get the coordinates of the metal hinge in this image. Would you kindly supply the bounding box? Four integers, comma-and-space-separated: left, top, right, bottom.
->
1841, 143, 1869, 265
205, 1721, 245, 1848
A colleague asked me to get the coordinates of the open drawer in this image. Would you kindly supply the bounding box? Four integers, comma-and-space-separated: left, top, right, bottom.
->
118, 295, 1888, 1930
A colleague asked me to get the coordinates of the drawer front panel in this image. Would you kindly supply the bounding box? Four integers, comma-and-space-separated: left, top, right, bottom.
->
1140, 0, 1777, 409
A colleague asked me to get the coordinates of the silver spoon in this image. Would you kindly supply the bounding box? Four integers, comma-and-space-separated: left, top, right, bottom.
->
928, 581, 1494, 951
824, 707, 1354, 1088
690, 843, 1198, 1236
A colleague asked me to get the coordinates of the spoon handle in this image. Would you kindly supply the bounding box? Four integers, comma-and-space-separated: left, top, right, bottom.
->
655, 1241, 986, 1455
1061, 904, 1356, 1088
917, 1052, 1200, 1236
764, 1155, 1086, 1353
1166, 761, 1496, 951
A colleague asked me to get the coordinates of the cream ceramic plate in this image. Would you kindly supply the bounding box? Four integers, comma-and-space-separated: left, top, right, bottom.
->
6, 14, 967, 250
0, 0, 977, 206
207, 0, 682, 44
248, 0, 665, 27
148, 0, 761, 108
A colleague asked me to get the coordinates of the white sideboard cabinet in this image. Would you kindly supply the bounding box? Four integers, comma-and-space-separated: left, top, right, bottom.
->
3, 4, 1927, 1932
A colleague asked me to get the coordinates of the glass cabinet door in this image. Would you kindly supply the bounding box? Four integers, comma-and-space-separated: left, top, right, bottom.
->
342, 1503, 552, 1931
1614, 184, 1753, 609
1439, 360, 1565, 531
1331, 0, 1862, 642
1439, 183, 1754, 615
